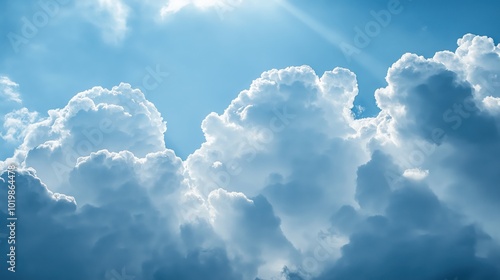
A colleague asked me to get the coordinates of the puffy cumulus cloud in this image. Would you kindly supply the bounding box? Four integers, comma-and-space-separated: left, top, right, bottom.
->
3, 33, 500, 279
1, 108, 39, 143
69, 149, 183, 210
370, 34, 500, 242
278, 34, 500, 279
0, 81, 296, 279
0, 155, 289, 280
0, 168, 244, 280
483, 95, 500, 114
402, 167, 429, 180
0, 76, 22, 105
186, 65, 370, 252
353, 150, 397, 214
4, 83, 166, 191
309, 153, 500, 280
282, 150, 500, 280
187, 66, 360, 194
189, 33, 500, 278
447, 35, 500, 103
208, 189, 300, 278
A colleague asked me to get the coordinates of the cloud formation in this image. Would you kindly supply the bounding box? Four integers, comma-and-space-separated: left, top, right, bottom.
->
1, 108, 39, 143
0, 76, 22, 104
76, 0, 130, 43
160, 0, 243, 17
2, 33, 500, 279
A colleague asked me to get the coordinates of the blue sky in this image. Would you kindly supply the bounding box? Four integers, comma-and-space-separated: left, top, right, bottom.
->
2, 0, 499, 158
2, 1, 500, 280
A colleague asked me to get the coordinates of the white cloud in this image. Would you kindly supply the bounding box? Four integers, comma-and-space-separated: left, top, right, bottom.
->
160, 0, 244, 17
3, 33, 500, 280
79, 0, 130, 43
483, 96, 500, 113
76, 0, 246, 42
208, 188, 299, 278
402, 168, 429, 180
98, 0, 129, 42
186, 65, 368, 254
1, 108, 39, 142
161, 0, 190, 14
0, 76, 22, 104
5, 83, 166, 190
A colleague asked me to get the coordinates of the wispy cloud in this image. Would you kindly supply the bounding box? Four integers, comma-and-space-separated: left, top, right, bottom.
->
160, 0, 243, 18
80, 0, 130, 44
0, 76, 22, 104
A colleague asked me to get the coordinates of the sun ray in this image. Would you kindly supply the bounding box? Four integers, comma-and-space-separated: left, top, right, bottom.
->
274, 0, 386, 79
